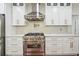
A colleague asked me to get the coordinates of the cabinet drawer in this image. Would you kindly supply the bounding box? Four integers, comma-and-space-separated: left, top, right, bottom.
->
6, 44, 23, 53
6, 46, 23, 56
46, 44, 57, 49
46, 50, 57, 55
46, 41, 57, 45
6, 37, 23, 44
6, 50, 23, 56
6, 41, 23, 46
46, 37, 57, 40
46, 37, 57, 44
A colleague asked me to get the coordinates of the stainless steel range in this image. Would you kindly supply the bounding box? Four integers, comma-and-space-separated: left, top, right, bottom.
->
23, 33, 45, 56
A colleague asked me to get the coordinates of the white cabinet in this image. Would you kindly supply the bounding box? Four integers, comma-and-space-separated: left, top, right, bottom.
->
62, 37, 77, 55
45, 36, 77, 55
45, 5, 53, 25
56, 38, 63, 55
45, 3, 72, 25
52, 5, 59, 25
6, 36, 23, 56
0, 3, 5, 14
45, 3, 59, 25
59, 6, 65, 25
65, 4, 72, 25
12, 3, 25, 26
45, 37, 57, 55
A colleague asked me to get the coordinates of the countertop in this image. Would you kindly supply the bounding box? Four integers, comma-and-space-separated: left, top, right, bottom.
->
5, 34, 79, 37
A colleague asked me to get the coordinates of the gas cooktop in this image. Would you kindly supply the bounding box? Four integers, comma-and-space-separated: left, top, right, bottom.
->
24, 33, 44, 36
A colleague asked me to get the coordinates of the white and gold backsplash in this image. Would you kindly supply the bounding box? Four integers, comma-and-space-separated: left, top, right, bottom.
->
15, 21, 72, 34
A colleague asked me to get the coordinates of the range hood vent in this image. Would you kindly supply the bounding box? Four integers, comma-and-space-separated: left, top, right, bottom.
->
24, 3, 45, 21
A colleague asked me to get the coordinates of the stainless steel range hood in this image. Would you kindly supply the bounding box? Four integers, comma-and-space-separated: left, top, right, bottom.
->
24, 3, 45, 21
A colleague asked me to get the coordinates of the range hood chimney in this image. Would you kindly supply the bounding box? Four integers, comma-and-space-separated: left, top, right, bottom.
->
24, 3, 45, 21
37, 3, 39, 18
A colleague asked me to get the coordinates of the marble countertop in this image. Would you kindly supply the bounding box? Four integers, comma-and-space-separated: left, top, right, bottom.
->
5, 34, 79, 37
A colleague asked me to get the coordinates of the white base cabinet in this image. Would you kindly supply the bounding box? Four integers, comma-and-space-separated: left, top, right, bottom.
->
6, 36, 23, 56
45, 36, 78, 55
46, 37, 57, 55
5, 35, 78, 56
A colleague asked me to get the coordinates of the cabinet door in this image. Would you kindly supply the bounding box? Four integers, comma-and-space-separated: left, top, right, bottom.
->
59, 6, 66, 25
62, 37, 71, 54
57, 38, 63, 55
6, 36, 23, 56
69, 37, 77, 54
45, 4, 53, 25
45, 3, 59, 25
12, 4, 25, 26
52, 6, 59, 25
62, 37, 77, 55
45, 37, 57, 55
65, 4, 72, 25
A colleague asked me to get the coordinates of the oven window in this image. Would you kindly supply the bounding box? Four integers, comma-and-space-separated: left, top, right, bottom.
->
27, 44, 41, 48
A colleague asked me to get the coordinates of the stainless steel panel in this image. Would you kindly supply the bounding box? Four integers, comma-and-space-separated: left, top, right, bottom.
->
0, 14, 5, 56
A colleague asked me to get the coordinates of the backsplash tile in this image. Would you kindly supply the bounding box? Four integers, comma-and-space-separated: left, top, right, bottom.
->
15, 21, 72, 34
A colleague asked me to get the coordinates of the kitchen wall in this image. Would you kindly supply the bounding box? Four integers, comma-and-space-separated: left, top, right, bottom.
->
15, 3, 72, 35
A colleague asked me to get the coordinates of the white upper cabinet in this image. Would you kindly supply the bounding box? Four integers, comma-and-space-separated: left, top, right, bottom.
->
65, 3, 72, 25
59, 3, 66, 25
52, 3, 59, 25
45, 3, 53, 25
0, 3, 5, 14
45, 3, 72, 25
12, 3, 25, 26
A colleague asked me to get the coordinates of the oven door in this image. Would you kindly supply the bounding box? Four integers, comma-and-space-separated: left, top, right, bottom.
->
23, 42, 45, 56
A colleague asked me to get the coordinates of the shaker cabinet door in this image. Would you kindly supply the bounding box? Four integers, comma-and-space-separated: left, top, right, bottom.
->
62, 39, 71, 54
6, 36, 23, 56
52, 6, 59, 25
45, 6, 53, 25
65, 6, 72, 25
59, 7, 66, 25
62, 37, 77, 54
12, 4, 25, 26
45, 37, 57, 55
45, 3, 59, 25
